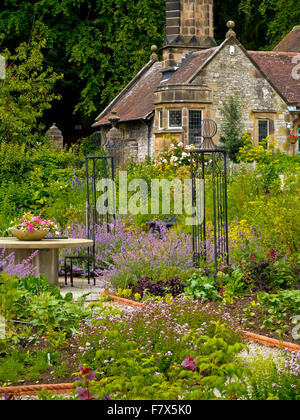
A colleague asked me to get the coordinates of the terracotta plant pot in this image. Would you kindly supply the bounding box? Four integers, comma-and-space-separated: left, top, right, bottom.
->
11, 228, 49, 241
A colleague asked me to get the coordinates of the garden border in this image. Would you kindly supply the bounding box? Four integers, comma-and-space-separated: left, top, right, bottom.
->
104, 289, 300, 352
0, 383, 74, 397
1, 291, 298, 398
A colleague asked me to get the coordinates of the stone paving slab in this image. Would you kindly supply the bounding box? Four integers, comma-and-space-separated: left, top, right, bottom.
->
58, 276, 105, 301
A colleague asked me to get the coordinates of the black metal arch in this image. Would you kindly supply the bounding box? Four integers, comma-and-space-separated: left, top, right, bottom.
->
64, 155, 116, 286
190, 119, 229, 273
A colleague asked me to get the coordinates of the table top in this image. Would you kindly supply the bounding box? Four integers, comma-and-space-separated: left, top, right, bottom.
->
0, 237, 94, 249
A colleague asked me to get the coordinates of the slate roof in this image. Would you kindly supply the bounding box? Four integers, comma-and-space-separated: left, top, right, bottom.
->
94, 40, 300, 127
249, 51, 300, 107
165, 48, 217, 84
274, 26, 300, 52
93, 60, 163, 126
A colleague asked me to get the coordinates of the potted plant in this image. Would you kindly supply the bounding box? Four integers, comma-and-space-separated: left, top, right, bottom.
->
8, 212, 59, 241
287, 134, 299, 144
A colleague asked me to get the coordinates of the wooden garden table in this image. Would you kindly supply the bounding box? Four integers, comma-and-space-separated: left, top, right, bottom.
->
0, 238, 93, 285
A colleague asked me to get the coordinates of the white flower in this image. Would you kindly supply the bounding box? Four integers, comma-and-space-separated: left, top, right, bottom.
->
178, 142, 184, 147
170, 156, 178, 162
185, 144, 194, 151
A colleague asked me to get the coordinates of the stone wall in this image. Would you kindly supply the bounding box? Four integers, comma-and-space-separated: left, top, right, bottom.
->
191, 37, 290, 151
101, 119, 154, 162
154, 37, 292, 154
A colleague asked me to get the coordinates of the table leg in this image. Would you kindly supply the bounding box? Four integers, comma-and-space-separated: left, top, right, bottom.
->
9, 248, 59, 285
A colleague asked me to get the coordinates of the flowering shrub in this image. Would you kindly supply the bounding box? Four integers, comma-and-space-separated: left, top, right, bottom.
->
101, 226, 193, 289
60, 219, 193, 288
8, 212, 59, 235
0, 248, 37, 278
238, 132, 276, 164
242, 350, 299, 400
155, 140, 194, 175
71, 297, 243, 368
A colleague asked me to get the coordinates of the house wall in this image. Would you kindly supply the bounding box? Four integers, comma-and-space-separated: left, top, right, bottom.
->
154, 37, 294, 156
191, 37, 291, 152
101, 119, 154, 162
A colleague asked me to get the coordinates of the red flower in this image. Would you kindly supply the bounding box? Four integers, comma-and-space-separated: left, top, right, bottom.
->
271, 249, 277, 261
181, 356, 197, 371
79, 365, 90, 376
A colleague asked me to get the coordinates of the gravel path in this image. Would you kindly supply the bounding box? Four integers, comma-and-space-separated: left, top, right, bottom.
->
239, 341, 285, 362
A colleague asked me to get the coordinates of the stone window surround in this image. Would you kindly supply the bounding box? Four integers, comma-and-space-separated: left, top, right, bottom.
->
154, 105, 207, 144
258, 119, 269, 143
251, 111, 276, 145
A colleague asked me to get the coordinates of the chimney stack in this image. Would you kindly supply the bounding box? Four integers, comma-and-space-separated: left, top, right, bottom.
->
163, 0, 216, 71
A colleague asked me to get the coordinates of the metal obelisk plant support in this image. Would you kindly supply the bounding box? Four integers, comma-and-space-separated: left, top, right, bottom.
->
190, 119, 229, 274
84, 155, 116, 282
64, 155, 116, 286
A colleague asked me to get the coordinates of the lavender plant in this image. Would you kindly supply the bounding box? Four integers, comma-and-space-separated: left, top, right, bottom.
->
59, 219, 194, 289
0, 248, 38, 279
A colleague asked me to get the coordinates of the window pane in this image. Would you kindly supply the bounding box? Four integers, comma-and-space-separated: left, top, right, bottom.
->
189, 110, 202, 144
169, 110, 182, 128
159, 110, 163, 129
258, 120, 269, 142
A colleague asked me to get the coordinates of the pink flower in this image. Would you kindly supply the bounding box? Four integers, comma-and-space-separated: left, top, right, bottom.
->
28, 224, 35, 232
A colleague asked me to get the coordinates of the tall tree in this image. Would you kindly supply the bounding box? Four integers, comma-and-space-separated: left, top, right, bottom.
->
0, 35, 62, 145
0, 0, 165, 141
0, 1, 299, 142
240, 0, 300, 46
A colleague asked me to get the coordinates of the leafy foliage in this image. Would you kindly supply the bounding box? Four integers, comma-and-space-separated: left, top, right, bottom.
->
128, 276, 186, 298
219, 95, 244, 162
0, 36, 62, 145
1, 0, 299, 134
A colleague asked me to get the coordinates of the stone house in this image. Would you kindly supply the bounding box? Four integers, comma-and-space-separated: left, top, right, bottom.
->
93, 0, 300, 160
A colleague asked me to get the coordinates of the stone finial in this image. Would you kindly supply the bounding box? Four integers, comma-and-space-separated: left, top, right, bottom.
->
106, 111, 123, 166
150, 45, 158, 62
107, 111, 121, 146
108, 111, 120, 128
226, 21, 236, 39
46, 123, 63, 150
